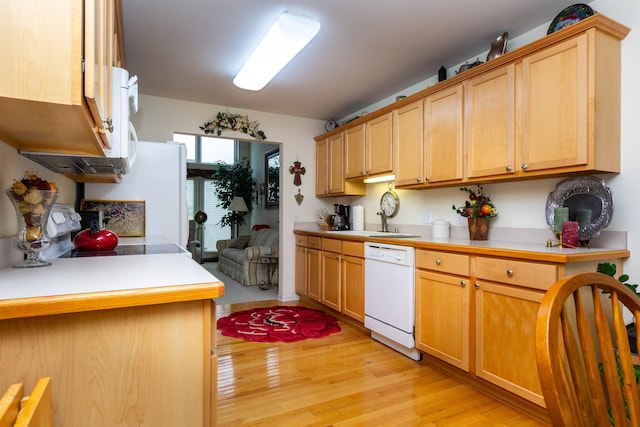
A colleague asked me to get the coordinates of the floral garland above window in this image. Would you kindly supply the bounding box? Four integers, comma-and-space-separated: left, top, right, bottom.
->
200, 112, 267, 141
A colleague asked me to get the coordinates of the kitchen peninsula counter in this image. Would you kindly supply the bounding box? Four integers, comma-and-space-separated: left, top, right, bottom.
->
0, 252, 223, 427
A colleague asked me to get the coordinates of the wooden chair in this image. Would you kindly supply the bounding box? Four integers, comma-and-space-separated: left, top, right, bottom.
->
536, 272, 640, 426
0, 378, 53, 427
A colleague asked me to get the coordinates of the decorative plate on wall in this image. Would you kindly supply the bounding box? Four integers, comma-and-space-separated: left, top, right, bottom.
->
545, 176, 613, 244
547, 4, 595, 35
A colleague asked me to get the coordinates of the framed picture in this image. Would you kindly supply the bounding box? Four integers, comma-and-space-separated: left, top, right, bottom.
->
265, 148, 280, 209
80, 200, 146, 237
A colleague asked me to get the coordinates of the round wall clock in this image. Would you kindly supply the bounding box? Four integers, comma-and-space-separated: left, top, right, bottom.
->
380, 190, 399, 217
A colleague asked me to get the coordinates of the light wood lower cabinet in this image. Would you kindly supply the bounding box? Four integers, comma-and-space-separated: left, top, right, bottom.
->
415, 250, 627, 407
0, 299, 216, 426
295, 235, 308, 296
341, 241, 365, 322
306, 237, 322, 301
296, 236, 364, 322
415, 250, 471, 371
416, 270, 471, 371
474, 280, 545, 406
321, 239, 342, 311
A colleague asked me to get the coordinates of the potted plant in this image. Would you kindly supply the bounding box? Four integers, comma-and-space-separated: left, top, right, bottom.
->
452, 185, 498, 240
210, 158, 256, 232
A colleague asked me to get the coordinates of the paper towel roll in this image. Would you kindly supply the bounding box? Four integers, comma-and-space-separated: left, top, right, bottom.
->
351, 205, 364, 231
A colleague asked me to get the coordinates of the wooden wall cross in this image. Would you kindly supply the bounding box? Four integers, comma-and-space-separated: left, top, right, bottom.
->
289, 161, 306, 186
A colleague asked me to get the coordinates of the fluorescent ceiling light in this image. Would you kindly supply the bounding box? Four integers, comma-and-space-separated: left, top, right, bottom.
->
363, 175, 396, 184
233, 11, 321, 91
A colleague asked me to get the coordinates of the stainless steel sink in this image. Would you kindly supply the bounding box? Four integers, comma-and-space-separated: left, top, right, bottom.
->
325, 230, 419, 238
366, 233, 420, 238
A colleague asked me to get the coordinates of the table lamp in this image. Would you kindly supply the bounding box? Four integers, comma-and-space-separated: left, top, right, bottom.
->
229, 196, 249, 238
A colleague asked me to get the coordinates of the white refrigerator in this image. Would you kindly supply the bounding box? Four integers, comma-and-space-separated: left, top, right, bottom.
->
85, 141, 188, 246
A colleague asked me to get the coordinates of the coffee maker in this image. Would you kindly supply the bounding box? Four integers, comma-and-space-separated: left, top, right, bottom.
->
332, 204, 351, 230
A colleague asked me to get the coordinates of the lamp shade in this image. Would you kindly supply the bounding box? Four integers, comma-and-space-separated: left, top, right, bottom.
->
229, 196, 249, 212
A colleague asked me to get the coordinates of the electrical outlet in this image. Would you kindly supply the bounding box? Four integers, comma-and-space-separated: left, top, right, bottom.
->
455, 215, 466, 225
422, 212, 432, 224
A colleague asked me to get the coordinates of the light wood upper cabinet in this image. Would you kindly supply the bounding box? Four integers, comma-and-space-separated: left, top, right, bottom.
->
424, 84, 464, 184
393, 100, 424, 186
315, 14, 628, 192
465, 64, 516, 179
316, 133, 365, 197
344, 124, 366, 179
366, 113, 393, 176
0, 0, 122, 156
85, 0, 115, 150
345, 113, 393, 179
520, 34, 588, 173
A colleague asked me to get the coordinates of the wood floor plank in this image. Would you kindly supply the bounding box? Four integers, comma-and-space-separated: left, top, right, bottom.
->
216, 300, 549, 426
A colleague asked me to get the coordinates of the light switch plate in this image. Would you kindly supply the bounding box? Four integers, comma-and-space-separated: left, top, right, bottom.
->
422, 212, 432, 224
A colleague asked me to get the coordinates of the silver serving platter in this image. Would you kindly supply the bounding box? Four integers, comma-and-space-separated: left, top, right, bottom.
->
546, 176, 613, 244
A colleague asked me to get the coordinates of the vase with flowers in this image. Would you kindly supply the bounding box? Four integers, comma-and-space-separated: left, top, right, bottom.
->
452, 185, 498, 240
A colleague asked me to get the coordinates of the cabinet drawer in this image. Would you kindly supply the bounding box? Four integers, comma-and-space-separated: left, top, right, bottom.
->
475, 257, 558, 290
416, 250, 470, 276
322, 238, 342, 253
342, 241, 364, 257
308, 236, 322, 249
295, 235, 307, 246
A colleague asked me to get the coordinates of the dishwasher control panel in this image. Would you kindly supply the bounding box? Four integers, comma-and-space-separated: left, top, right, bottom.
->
364, 242, 415, 266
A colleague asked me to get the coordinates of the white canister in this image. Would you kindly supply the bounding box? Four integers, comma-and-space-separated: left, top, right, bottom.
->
432, 219, 450, 238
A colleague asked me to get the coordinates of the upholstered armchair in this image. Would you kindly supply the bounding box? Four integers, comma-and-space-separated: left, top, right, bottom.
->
216, 228, 279, 286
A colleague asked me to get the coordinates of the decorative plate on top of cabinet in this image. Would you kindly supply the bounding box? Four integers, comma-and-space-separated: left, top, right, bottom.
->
547, 4, 595, 34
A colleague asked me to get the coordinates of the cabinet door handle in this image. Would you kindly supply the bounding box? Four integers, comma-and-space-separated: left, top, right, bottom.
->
505, 165, 513, 172
474, 282, 480, 289
416, 177, 421, 182
521, 163, 528, 171
506, 269, 514, 277
460, 280, 467, 287
360, 170, 365, 175
335, 255, 340, 260
103, 117, 114, 133
435, 259, 441, 266
425, 176, 430, 182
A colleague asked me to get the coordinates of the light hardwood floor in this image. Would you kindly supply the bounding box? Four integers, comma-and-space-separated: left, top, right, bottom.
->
216, 300, 550, 426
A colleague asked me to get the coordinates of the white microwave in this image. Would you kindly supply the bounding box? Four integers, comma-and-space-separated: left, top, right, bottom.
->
21, 67, 139, 176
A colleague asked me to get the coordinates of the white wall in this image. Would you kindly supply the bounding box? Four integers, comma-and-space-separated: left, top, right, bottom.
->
133, 0, 640, 298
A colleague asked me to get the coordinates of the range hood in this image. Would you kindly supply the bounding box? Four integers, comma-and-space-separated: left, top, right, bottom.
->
20, 67, 138, 178
19, 151, 129, 175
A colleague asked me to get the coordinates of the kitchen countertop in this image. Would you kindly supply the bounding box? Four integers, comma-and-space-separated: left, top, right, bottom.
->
0, 252, 224, 320
294, 229, 630, 263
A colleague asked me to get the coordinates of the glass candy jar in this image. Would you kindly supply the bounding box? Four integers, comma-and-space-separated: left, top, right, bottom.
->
5, 187, 59, 268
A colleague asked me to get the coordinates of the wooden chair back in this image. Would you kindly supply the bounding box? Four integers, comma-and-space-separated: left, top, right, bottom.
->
536, 272, 640, 426
0, 378, 52, 427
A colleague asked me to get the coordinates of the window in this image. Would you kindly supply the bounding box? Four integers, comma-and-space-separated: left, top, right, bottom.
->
176, 132, 237, 254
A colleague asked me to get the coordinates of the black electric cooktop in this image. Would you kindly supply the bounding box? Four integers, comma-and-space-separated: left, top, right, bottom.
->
59, 243, 187, 258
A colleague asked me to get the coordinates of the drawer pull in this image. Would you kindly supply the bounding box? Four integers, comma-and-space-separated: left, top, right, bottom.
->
435, 259, 442, 266
506, 269, 514, 277
460, 280, 467, 287
474, 282, 480, 289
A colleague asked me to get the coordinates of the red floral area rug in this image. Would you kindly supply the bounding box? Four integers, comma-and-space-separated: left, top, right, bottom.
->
217, 306, 341, 343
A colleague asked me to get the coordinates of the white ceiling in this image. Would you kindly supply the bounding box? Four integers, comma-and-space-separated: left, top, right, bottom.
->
121, 0, 592, 121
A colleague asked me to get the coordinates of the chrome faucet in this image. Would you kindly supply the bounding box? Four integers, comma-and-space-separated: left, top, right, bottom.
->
377, 211, 388, 232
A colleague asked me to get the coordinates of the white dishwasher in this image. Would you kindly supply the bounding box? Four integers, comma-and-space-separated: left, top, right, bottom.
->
364, 242, 421, 361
